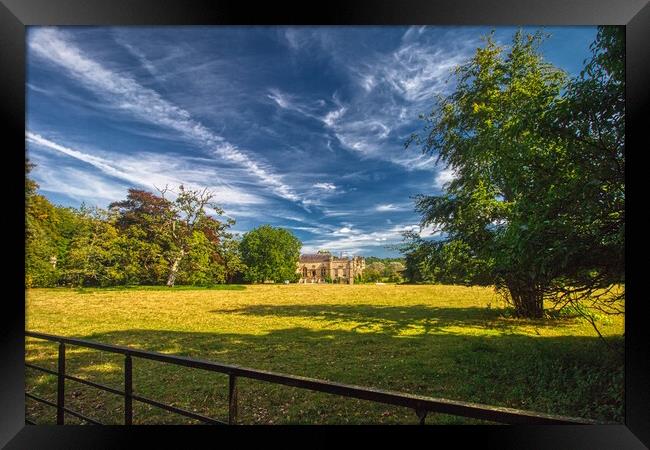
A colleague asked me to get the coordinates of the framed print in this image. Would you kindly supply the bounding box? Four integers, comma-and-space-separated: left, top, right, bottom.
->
1, 0, 648, 448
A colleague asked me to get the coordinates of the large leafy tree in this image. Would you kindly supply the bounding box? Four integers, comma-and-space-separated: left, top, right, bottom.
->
58, 206, 124, 287
543, 26, 625, 316
401, 231, 493, 286
110, 186, 235, 287
240, 225, 301, 283
109, 188, 176, 284
25, 159, 60, 287
25, 159, 84, 287
406, 28, 624, 318
214, 234, 247, 284
26, 159, 243, 287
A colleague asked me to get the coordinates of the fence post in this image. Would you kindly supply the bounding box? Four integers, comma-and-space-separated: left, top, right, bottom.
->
124, 354, 133, 425
56, 342, 66, 425
228, 374, 238, 425
415, 407, 428, 425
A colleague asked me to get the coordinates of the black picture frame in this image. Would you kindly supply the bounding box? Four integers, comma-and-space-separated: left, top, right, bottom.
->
1, 0, 647, 448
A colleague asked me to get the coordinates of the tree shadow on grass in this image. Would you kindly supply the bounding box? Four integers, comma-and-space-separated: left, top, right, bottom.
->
209, 304, 582, 336
25, 323, 624, 425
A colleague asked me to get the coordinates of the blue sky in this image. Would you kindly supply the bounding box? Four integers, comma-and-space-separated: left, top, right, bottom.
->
26, 26, 597, 257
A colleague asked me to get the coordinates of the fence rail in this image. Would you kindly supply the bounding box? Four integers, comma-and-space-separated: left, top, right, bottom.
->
24, 330, 602, 426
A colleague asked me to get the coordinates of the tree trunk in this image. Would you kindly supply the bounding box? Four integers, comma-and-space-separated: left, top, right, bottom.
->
506, 281, 544, 318
166, 249, 185, 287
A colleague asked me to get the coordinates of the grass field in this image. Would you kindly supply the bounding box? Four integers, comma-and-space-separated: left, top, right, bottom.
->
25, 284, 624, 425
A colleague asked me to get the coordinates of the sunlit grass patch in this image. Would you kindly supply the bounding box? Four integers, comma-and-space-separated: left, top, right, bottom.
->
25, 284, 624, 424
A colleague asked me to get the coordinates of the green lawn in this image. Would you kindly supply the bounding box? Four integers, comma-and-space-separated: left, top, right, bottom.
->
25, 284, 624, 425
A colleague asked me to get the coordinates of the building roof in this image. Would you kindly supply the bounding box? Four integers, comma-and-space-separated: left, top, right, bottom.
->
299, 254, 365, 263
299, 254, 331, 263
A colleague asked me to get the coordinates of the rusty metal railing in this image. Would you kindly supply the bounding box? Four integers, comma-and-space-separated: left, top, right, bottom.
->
24, 330, 602, 425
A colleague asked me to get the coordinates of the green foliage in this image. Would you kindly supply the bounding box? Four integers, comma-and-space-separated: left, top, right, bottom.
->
216, 235, 247, 284
25, 159, 68, 287
540, 26, 625, 304
364, 256, 404, 265
384, 261, 405, 283
358, 257, 405, 283
176, 231, 223, 286
401, 232, 492, 285
240, 225, 302, 283
112, 224, 169, 285
25, 162, 245, 287
404, 28, 624, 317
109, 185, 238, 287
59, 207, 124, 287
363, 262, 385, 282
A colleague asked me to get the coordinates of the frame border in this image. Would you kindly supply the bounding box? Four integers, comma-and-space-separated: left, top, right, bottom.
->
2, 1, 648, 448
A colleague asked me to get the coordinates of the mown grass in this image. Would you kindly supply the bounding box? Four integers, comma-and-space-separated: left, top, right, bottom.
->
25, 284, 624, 425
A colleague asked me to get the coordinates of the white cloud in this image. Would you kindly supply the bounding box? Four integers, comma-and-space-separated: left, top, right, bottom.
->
419, 223, 441, 237
303, 222, 428, 255
434, 167, 457, 189
321, 208, 352, 218
29, 28, 301, 204
375, 203, 410, 212
313, 30, 478, 172
313, 182, 337, 191
267, 89, 291, 109
283, 225, 326, 234
35, 165, 128, 204
322, 106, 347, 127
113, 33, 159, 78
376, 204, 396, 212
382, 44, 465, 103
267, 88, 329, 125
360, 74, 376, 92
401, 26, 426, 43
27, 133, 265, 207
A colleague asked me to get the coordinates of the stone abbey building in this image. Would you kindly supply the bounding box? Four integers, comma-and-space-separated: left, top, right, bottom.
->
297, 253, 365, 284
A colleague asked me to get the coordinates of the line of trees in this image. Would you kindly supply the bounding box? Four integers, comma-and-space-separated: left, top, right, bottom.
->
25, 168, 302, 288
25, 168, 409, 288
402, 27, 624, 318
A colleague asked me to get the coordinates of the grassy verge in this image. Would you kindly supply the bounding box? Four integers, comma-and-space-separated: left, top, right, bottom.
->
25, 284, 624, 425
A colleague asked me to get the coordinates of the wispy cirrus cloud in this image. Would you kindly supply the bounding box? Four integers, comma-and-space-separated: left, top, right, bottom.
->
313, 182, 337, 191
267, 88, 293, 109
112, 32, 159, 79
27, 132, 265, 207
322, 106, 347, 127
35, 165, 129, 205
27, 26, 595, 256
267, 88, 329, 125
311, 28, 480, 171
28, 28, 302, 204
375, 203, 411, 212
